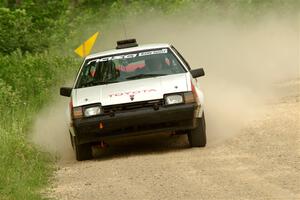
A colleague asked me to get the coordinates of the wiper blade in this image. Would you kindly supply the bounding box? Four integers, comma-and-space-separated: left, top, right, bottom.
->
126, 73, 166, 80
83, 79, 118, 86
96, 80, 119, 85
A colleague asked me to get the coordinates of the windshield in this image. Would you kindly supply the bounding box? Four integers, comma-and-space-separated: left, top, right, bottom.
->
75, 48, 186, 88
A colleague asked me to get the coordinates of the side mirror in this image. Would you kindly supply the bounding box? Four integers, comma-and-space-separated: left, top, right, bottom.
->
190, 68, 205, 78
60, 87, 72, 97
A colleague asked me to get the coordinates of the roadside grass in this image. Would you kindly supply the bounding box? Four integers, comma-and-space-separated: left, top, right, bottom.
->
0, 52, 78, 199
0, 117, 53, 200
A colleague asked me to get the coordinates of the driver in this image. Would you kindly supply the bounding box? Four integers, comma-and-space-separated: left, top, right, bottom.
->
143, 56, 164, 73
89, 65, 97, 78
152, 58, 163, 72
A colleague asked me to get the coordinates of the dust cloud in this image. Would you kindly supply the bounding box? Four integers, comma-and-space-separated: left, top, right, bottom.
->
118, 14, 299, 144
31, 98, 74, 160
31, 12, 299, 158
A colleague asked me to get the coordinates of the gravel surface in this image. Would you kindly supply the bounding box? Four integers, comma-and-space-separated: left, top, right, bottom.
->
47, 81, 299, 200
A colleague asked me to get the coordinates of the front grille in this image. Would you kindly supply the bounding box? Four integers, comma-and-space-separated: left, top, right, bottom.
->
111, 121, 181, 135
102, 99, 164, 114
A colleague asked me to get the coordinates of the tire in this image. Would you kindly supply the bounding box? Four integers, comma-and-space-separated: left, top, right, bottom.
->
73, 135, 93, 161
69, 132, 74, 149
188, 112, 206, 147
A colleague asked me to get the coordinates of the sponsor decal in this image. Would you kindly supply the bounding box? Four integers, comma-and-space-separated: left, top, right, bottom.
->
87, 49, 168, 65
109, 89, 157, 98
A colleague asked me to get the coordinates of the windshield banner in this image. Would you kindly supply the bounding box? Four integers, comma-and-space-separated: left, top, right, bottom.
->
88, 48, 168, 64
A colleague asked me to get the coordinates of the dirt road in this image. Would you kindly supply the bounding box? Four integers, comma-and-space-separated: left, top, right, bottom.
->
46, 80, 299, 200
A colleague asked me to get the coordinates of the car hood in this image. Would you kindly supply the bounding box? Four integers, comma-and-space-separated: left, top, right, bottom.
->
72, 73, 190, 107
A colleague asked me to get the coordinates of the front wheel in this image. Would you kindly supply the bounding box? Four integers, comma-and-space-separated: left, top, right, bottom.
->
73, 135, 93, 161
188, 113, 206, 147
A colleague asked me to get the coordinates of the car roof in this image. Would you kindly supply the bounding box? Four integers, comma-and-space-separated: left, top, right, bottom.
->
86, 43, 171, 60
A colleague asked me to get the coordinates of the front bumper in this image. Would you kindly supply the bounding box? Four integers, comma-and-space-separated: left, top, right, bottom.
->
72, 103, 197, 144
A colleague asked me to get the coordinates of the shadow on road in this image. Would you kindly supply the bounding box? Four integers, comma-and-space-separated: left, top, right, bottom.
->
92, 132, 190, 161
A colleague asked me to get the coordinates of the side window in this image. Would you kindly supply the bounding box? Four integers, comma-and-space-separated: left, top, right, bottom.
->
171, 45, 191, 71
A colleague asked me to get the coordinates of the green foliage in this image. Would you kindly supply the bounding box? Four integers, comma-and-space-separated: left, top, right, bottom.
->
0, 51, 77, 107
0, 1, 69, 55
0, 8, 33, 54
0, 52, 79, 199
0, 78, 21, 112
0, 126, 53, 200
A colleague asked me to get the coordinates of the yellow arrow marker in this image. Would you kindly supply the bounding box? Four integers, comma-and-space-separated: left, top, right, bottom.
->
74, 32, 100, 58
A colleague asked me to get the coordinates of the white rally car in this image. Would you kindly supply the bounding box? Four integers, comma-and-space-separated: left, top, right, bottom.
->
60, 39, 206, 161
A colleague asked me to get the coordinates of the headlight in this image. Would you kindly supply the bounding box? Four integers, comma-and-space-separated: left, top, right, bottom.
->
165, 94, 184, 105
84, 106, 101, 117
